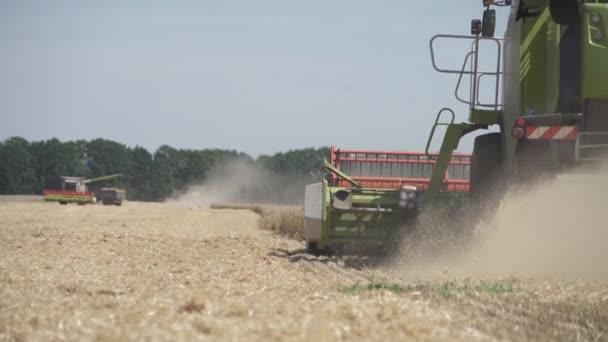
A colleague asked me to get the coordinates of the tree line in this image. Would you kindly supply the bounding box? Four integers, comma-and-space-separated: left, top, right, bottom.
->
0, 137, 329, 202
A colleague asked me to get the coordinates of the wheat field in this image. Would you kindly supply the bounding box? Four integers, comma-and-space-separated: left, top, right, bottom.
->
1, 199, 608, 341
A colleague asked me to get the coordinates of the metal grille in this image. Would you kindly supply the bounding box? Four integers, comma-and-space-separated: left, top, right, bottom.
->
330, 146, 471, 192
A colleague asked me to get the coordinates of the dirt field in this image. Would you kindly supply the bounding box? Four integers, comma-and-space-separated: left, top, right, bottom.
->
1, 200, 608, 341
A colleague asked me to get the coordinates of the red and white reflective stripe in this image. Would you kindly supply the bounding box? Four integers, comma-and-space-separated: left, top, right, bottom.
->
524, 126, 577, 140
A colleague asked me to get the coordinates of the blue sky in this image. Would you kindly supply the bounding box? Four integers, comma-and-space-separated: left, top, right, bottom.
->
0, 1, 509, 156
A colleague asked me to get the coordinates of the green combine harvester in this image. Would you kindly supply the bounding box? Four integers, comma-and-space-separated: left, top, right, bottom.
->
305, 0, 608, 254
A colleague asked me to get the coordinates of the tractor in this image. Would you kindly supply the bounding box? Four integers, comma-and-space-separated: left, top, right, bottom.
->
304, 0, 608, 254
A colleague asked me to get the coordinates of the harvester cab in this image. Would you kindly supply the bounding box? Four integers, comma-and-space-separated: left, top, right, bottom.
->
61, 176, 89, 193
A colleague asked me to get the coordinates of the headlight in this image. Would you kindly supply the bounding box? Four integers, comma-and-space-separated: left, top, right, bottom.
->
592, 12, 601, 25
399, 186, 417, 209
594, 30, 603, 42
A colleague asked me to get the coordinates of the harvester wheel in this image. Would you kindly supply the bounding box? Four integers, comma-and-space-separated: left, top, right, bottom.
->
470, 133, 505, 221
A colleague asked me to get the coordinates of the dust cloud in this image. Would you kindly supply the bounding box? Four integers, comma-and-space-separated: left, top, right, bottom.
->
400, 168, 608, 281
166, 159, 310, 207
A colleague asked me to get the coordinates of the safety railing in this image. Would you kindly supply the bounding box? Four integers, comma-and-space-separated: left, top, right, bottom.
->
425, 108, 456, 159
329, 146, 471, 192
430, 34, 504, 111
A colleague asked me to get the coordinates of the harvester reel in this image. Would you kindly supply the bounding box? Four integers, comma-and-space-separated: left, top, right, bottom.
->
548, 0, 582, 25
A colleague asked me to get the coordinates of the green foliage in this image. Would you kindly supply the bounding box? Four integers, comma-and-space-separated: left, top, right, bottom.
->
28, 139, 87, 192
339, 280, 515, 297
86, 138, 131, 176
475, 281, 514, 294
433, 280, 514, 298
0, 137, 38, 194
0, 137, 330, 202
257, 147, 330, 203
339, 281, 411, 295
127, 146, 155, 200
259, 147, 330, 179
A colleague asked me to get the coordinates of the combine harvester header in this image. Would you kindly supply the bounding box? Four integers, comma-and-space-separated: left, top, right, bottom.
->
305, 146, 471, 254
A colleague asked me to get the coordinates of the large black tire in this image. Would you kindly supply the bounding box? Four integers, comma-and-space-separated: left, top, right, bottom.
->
470, 133, 505, 222
548, 0, 581, 25
307, 241, 321, 256
471, 133, 504, 201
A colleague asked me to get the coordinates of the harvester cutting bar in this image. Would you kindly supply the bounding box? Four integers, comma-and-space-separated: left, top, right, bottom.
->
43, 189, 95, 204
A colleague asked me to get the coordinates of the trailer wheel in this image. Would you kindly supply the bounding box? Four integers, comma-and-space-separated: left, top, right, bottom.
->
470, 133, 505, 220
307, 241, 320, 256
307, 241, 334, 256
548, 0, 581, 25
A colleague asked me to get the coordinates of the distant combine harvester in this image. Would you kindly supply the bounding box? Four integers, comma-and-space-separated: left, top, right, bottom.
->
43, 174, 125, 206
